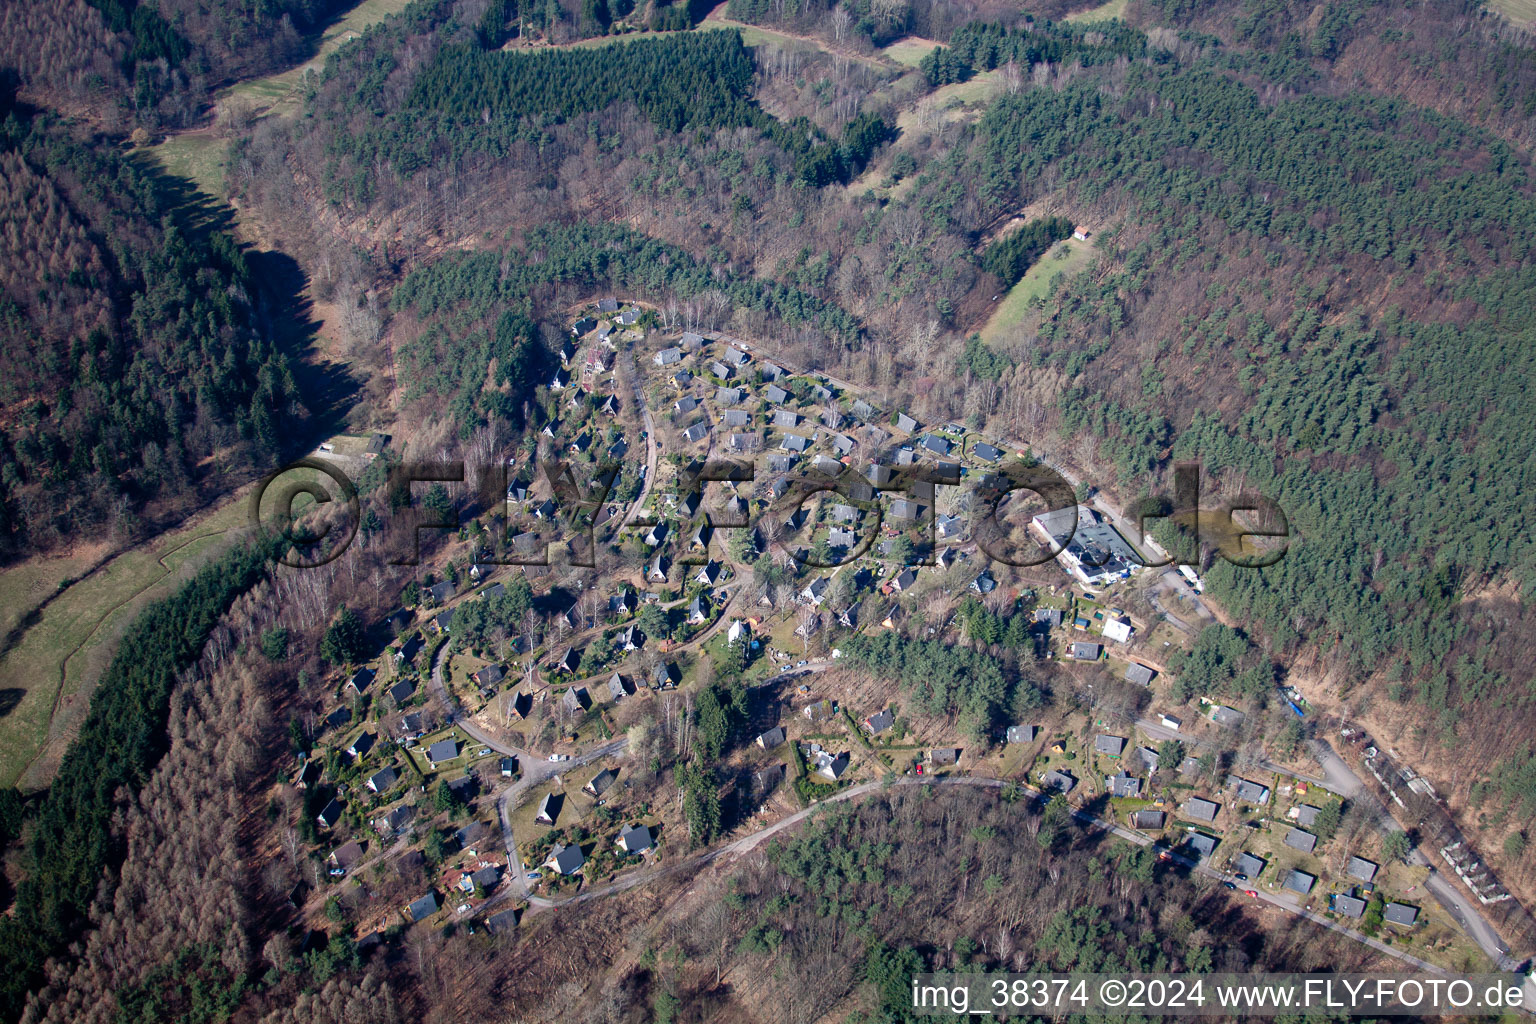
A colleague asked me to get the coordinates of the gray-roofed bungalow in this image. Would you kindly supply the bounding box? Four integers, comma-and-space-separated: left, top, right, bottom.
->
1007, 724, 1039, 744
715, 386, 743, 405
367, 766, 399, 793
563, 685, 590, 712
757, 726, 786, 749
1071, 641, 1102, 661
1042, 769, 1077, 793
781, 432, 810, 452
1347, 856, 1379, 882
1210, 705, 1246, 728
896, 413, 919, 433
1184, 833, 1219, 859
406, 892, 439, 922
1284, 828, 1318, 853
652, 661, 678, 689
618, 824, 655, 853
1294, 805, 1320, 827
760, 361, 785, 380
1125, 663, 1156, 686
1228, 776, 1271, 804
536, 792, 562, 826
766, 384, 791, 405
317, 798, 343, 828
608, 672, 632, 700
546, 844, 586, 875
1106, 770, 1141, 798
1185, 797, 1220, 822
346, 667, 375, 695
1095, 734, 1127, 756
865, 708, 896, 734
1282, 869, 1316, 895
1333, 894, 1367, 918
972, 442, 1004, 462
1384, 902, 1419, 926
426, 739, 459, 766
586, 767, 617, 797
818, 751, 850, 780
1130, 809, 1165, 830
654, 346, 683, 366
683, 422, 709, 443
1233, 852, 1266, 878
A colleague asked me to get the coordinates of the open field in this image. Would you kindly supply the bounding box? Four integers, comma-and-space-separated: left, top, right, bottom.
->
0, 496, 255, 789
1488, 0, 1536, 27
1067, 0, 1130, 23
978, 238, 1094, 346
698, 10, 891, 67
0, 460, 341, 789
882, 37, 941, 67
146, 131, 227, 198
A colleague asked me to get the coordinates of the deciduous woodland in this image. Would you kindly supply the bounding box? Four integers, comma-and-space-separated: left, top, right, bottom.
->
6, 0, 1536, 1019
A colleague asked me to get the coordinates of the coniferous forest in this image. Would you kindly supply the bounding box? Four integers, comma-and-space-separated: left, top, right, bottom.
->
0, 96, 304, 557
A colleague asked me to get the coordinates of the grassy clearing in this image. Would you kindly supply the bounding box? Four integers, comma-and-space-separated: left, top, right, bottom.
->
145, 131, 227, 197
1489, 0, 1536, 26
1066, 0, 1130, 23
0, 496, 254, 789
882, 37, 940, 67
978, 238, 1094, 346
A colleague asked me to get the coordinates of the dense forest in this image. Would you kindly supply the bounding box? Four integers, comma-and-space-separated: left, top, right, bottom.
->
390, 220, 861, 432
0, 102, 304, 558
841, 630, 1043, 743
918, 48, 1536, 742
0, 539, 276, 1021
0, 0, 355, 128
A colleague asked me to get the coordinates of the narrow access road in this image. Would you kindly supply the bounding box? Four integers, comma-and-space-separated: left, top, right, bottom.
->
492, 769, 1458, 974
622, 347, 658, 527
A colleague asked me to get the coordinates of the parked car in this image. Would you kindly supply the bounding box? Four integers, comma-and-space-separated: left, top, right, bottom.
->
1245, 890, 1259, 898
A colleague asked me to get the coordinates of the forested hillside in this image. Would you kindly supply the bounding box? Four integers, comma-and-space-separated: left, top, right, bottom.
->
0, 0, 353, 128
390, 222, 860, 432
893, 31, 1536, 751
0, 104, 304, 558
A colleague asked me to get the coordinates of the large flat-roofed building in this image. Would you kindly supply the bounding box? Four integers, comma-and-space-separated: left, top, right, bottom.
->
1030, 505, 1144, 586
